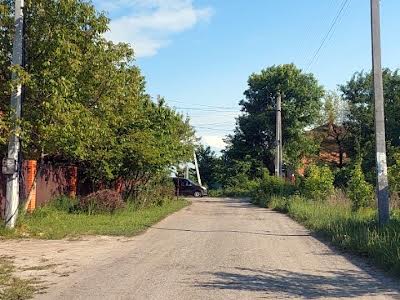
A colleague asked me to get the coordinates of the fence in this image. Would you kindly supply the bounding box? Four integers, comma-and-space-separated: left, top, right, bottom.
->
0, 160, 77, 220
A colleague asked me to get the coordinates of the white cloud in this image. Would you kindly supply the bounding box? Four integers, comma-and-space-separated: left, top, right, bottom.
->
100, 0, 214, 57
201, 135, 227, 151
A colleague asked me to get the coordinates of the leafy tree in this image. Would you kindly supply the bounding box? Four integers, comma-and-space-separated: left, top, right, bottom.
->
196, 145, 221, 188
316, 91, 349, 168
347, 161, 374, 211
340, 69, 400, 182
319, 91, 348, 126
0, 0, 195, 193
225, 64, 324, 173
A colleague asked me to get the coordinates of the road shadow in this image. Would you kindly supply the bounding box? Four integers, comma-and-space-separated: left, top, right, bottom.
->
195, 267, 400, 299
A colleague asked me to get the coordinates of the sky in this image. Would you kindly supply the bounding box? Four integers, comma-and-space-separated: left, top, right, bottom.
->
93, 0, 400, 152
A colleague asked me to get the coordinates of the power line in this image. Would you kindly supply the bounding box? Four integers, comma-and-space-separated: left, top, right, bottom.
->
193, 122, 235, 126
298, 0, 341, 69
193, 126, 234, 132
305, 0, 351, 71
167, 99, 237, 110
175, 107, 238, 113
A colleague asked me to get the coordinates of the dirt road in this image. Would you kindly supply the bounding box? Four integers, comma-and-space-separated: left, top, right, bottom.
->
2, 197, 399, 299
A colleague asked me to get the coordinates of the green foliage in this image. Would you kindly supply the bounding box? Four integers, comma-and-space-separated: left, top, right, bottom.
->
196, 145, 222, 188
221, 179, 260, 198
319, 91, 348, 126
302, 165, 334, 201
268, 196, 400, 275
225, 64, 324, 172
0, 0, 194, 191
47, 195, 78, 213
333, 166, 352, 188
340, 69, 400, 181
389, 151, 400, 194
347, 162, 374, 211
125, 174, 176, 208
253, 171, 295, 206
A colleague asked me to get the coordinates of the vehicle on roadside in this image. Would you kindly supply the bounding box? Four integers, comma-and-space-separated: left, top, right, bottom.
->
173, 177, 208, 197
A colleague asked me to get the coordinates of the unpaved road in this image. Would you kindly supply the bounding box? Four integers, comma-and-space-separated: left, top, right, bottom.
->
1, 197, 400, 299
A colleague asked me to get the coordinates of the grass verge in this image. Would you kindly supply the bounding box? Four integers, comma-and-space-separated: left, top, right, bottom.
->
0, 199, 189, 240
265, 196, 400, 276
0, 256, 38, 300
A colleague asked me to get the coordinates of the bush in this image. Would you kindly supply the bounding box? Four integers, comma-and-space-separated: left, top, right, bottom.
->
79, 189, 125, 214
253, 171, 295, 206
48, 196, 77, 212
302, 164, 334, 201
334, 167, 352, 188
222, 179, 260, 198
125, 175, 176, 208
208, 189, 224, 197
347, 162, 374, 211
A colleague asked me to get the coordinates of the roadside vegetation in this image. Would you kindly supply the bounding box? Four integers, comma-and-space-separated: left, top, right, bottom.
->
0, 179, 189, 239
0, 197, 188, 240
267, 195, 400, 275
0, 256, 38, 300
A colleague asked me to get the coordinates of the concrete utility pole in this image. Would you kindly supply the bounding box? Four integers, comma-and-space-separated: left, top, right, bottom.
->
4, 0, 24, 228
371, 0, 390, 225
193, 151, 202, 186
275, 92, 282, 177
185, 164, 189, 179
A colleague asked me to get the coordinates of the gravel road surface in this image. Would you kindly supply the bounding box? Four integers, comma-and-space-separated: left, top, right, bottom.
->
2, 197, 399, 299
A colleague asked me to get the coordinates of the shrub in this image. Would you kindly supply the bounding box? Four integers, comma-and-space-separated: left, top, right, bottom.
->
79, 189, 125, 214
253, 171, 295, 206
208, 189, 224, 197
302, 164, 334, 201
347, 162, 374, 211
333, 167, 352, 188
48, 196, 77, 212
223, 179, 260, 198
125, 175, 176, 208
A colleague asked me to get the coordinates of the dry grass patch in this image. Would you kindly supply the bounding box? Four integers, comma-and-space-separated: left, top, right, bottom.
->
0, 256, 39, 300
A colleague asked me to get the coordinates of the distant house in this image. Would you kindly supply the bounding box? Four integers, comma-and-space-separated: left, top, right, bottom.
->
298, 123, 349, 175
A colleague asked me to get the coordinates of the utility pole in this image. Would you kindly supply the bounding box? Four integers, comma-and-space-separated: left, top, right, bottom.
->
193, 151, 202, 186
371, 0, 390, 225
4, 0, 24, 228
275, 92, 282, 177
185, 164, 189, 179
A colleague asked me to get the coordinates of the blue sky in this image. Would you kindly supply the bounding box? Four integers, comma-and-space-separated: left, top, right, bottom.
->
93, 0, 400, 151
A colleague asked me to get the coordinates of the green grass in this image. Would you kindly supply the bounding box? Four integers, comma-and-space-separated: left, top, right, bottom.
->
0, 199, 189, 240
266, 196, 400, 276
0, 256, 38, 300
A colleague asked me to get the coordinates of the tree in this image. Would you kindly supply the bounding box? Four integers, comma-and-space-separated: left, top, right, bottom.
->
317, 91, 349, 168
196, 145, 221, 188
347, 161, 374, 211
225, 64, 324, 172
0, 0, 195, 193
340, 69, 400, 181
